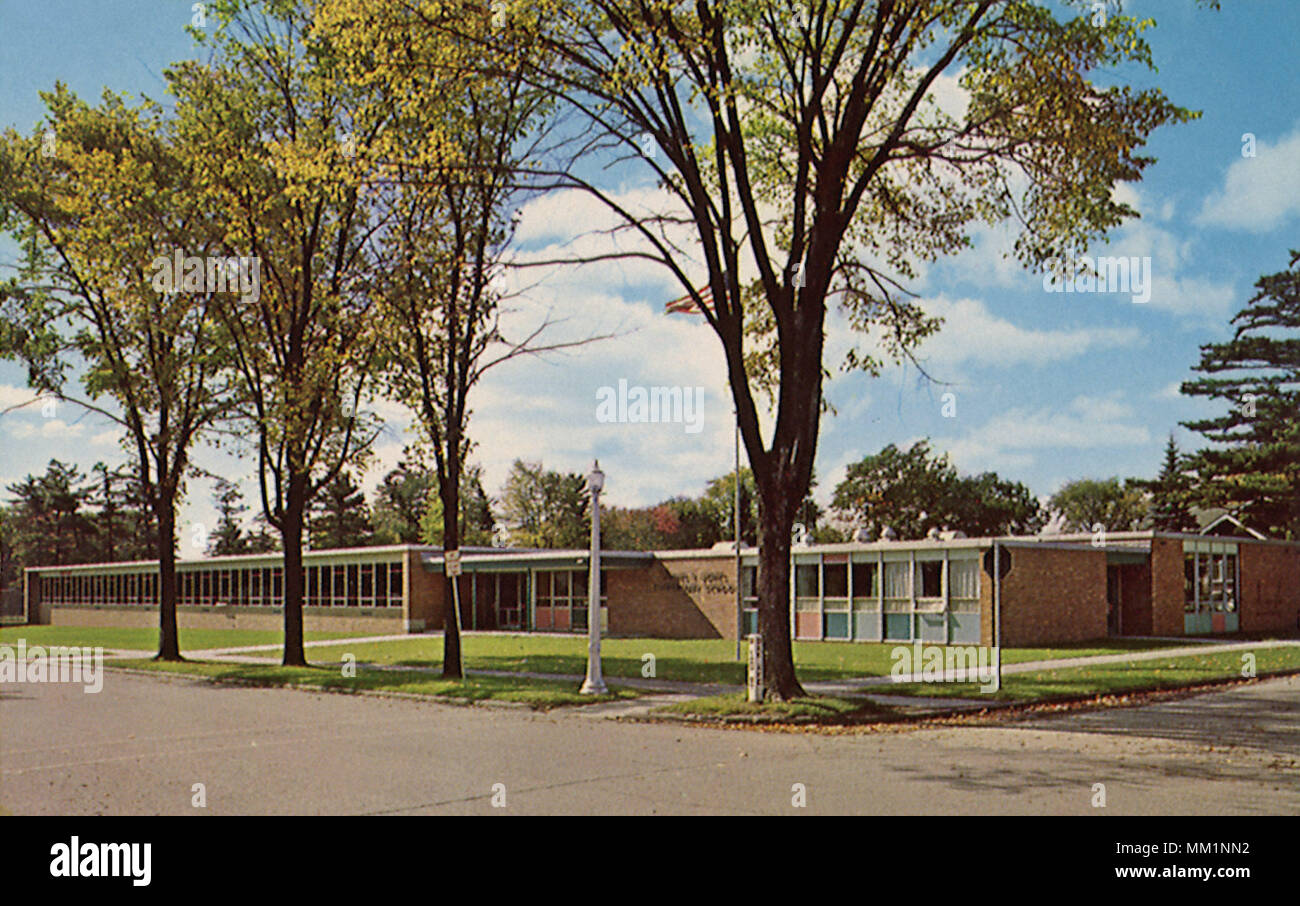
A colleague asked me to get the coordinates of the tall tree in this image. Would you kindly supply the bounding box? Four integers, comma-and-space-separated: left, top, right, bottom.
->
5, 460, 96, 566
499, 459, 589, 548
395, 0, 1199, 698
1047, 477, 1147, 534
1133, 435, 1196, 532
0, 92, 232, 659
209, 478, 251, 556
832, 440, 1042, 539
308, 471, 374, 549
316, 0, 594, 679
1181, 250, 1300, 539
175, 1, 384, 665
420, 465, 495, 547
372, 454, 436, 544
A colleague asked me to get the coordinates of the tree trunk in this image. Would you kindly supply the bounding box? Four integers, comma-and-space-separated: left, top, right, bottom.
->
755, 484, 805, 700
441, 465, 463, 680
154, 503, 182, 662
281, 487, 308, 667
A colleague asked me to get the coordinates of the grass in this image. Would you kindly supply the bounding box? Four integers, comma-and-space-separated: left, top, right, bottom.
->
109, 657, 640, 708
885, 645, 1300, 703
657, 691, 895, 722
0, 625, 358, 653
253, 634, 1209, 684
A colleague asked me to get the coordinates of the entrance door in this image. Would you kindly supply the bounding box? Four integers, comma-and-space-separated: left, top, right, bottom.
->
496, 573, 525, 631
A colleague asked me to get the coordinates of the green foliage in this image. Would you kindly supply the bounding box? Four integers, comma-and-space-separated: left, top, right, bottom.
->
1181, 250, 1300, 539
498, 460, 589, 549
832, 440, 1044, 539
308, 471, 374, 550
1130, 435, 1197, 532
1047, 477, 1148, 533
371, 455, 435, 545
420, 466, 496, 547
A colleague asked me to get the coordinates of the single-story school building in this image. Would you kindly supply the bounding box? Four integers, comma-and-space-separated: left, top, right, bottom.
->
20, 530, 1300, 646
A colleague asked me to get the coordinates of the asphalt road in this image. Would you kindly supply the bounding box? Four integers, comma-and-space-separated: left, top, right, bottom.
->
3, 671, 1298, 815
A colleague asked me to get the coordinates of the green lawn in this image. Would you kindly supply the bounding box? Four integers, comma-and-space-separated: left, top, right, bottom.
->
885, 645, 1300, 703
657, 691, 895, 722
259, 634, 1206, 683
109, 658, 639, 708
0, 625, 357, 652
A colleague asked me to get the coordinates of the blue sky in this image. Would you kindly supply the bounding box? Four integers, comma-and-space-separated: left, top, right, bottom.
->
2, 1, 1298, 547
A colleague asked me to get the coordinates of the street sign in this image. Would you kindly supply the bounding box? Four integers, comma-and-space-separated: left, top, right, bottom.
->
747, 633, 765, 702
444, 550, 462, 577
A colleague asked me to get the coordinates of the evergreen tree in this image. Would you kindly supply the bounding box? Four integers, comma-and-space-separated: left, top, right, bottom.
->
308, 471, 373, 550
1134, 435, 1196, 532
1181, 251, 1300, 538
372, 455, 436, 544
6, 460, 96, 566
209, 478, 250, 556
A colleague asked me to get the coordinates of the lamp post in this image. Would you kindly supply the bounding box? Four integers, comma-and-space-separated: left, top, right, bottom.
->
580, 460, 608, 695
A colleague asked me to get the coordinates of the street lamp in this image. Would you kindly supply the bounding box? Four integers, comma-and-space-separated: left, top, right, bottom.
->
580, 460, 608, 695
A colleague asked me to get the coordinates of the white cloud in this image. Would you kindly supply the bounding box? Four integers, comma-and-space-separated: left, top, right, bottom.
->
937, 393, 1152, 474
1197, 124, 1300, 232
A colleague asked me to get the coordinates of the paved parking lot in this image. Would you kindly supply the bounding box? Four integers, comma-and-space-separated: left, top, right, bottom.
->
2, 670, 1297, 815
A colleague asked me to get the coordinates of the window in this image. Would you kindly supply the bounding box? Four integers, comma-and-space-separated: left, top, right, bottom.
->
823, 563, 848, 599
795, 563, 819, 598
360, 563, 374, 606
851, 562, 878, 603
883, 560, 910, 606
1184, 554, 1196, 612
950, 558, 979, 599
390, 563, 404, 608
916, 560, 943, 599
1224, 554, 1237, 613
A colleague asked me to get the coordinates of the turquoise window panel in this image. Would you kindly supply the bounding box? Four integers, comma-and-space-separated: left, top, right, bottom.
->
743, 610, 758, 636
884, 613, 911, 640
853, 612, 880, 641
949, 612, 981, 644
917, 613, 946, 642
823, 612, 850, 640
1224, 612, 1239, 633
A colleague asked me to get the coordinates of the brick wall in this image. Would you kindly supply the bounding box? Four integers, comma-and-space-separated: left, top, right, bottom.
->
1239, 542, 1300, 634
609, 557, 737, 639
405, 550, 441, 631
1148, 537, 1185, 636
995, 546, 1108, 646
1116, 561, 1152, 636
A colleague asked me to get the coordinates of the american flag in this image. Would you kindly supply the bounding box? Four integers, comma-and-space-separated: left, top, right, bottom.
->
664, 282, 714, 315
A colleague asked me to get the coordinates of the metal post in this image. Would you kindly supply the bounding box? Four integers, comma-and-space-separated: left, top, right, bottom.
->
581, 461, 608, 695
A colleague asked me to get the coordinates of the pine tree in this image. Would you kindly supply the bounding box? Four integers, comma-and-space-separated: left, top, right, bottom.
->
1135, 436, 1196, 532
1181, 251, 1300, 538
209, 478, 250, 556
308, 472, 373, 550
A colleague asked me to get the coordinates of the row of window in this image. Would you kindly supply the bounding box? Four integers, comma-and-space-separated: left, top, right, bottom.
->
40, 571, 159, 607
791, 557, 981, 610
1184, 552, 1237, 613
39, 561, 405, 609
534, 569, 608, 631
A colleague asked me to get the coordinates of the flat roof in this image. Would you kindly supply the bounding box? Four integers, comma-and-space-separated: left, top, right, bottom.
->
24, 530, 1294, 576
420, 549, 654, 573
